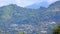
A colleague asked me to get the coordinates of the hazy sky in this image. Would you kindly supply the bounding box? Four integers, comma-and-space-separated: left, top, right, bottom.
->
0, 0, 59, 7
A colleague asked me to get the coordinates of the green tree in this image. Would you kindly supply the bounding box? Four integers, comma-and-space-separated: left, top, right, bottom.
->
53, 24, 60, 34
18, 32, 26, 34
0, 26, 2, 34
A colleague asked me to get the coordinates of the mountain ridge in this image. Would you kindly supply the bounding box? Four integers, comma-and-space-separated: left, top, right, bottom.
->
0, 1, 60, 34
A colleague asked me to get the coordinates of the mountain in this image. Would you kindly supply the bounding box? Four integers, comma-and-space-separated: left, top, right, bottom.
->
49, 1, 60, 8
0, 4, 41, 25
38, 1, 60, 22
26, 2, 49, 9
0, 1, 60, 34
48, 1, 60, 22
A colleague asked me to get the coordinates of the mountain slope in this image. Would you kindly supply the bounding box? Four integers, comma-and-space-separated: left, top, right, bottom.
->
48, 1, 60, 22
0, 1, 60, 34
0, 4, 41, 25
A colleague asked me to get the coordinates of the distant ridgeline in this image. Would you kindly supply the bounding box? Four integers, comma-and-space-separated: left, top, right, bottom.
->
0, 1, 60, 34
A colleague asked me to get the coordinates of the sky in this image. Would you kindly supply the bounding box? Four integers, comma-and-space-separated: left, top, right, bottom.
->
0, 0, 59, 7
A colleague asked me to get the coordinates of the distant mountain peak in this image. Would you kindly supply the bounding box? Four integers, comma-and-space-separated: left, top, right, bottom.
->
8, 4, 17, 6
25, 2, 49, 9
39, 6, 47, 9
0, 4, 24, 9
49, 1, 60, 8
48, 1, 60, 11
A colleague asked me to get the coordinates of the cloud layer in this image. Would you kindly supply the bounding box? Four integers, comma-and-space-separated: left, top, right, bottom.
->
0, 0, 59, 7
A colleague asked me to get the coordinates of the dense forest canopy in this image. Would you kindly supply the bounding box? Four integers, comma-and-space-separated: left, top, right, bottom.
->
0, 1, 60, 34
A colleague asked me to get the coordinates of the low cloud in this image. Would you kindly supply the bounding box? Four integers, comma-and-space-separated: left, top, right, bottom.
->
0, 0, 59, 7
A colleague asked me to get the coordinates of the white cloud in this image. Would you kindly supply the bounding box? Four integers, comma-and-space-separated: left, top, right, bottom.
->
47, 0, 58, 4
0, 0, 59, 7
15, 0, 42, 7
0, 0, 15, 7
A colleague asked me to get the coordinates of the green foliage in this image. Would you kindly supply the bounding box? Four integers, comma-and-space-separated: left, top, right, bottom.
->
0, 26, 2, 32
53, 24, 60, 34
18, 32, 26, 34
2, 6, 12, 19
